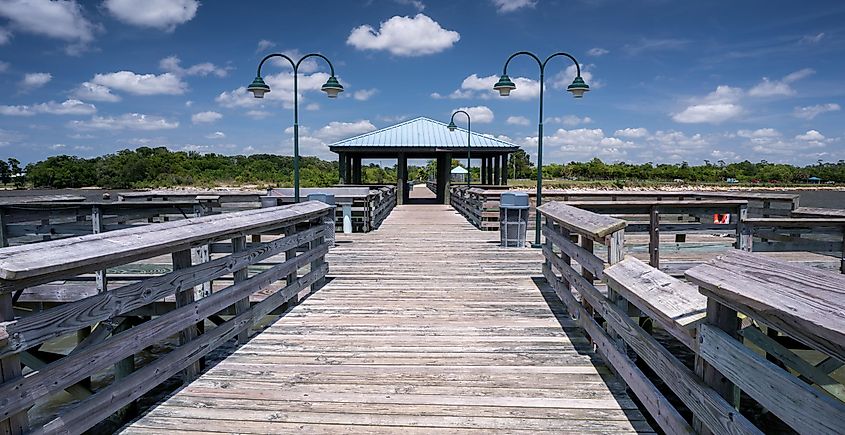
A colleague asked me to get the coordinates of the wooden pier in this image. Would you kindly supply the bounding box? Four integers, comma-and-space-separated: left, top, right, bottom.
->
120, 202, 652, 433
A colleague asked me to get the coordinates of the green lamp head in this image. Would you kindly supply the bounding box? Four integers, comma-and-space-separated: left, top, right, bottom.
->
493, 74, 516, 97
321, 76, 344, 98
446, 120, 458, 132
247, 76, 271, 99
567, 76, 590, 98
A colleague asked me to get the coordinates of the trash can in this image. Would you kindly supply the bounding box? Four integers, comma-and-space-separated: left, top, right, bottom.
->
260, 196, 279, 208
499, 192, 529, 247
307, 193, 337, 247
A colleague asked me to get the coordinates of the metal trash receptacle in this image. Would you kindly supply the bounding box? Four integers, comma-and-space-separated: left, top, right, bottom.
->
499, 192, 529, 247
307, 193, 337, 247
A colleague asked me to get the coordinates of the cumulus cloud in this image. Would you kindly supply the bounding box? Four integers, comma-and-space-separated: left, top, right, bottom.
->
347, 14, 459, 56
216, 70, 330, 109
69, 113, 179, 131
73, 82, 121, 102
737, 128, 780, 140
21, 72, 51, 89
313, 120, 377, 141
245, 110, 271, 119
587, 47, 609, 56
672, 85, 743, 124
547, 115, 592, 126
491, 0, 536, 13
0, 0, 97, 52
747, 68, 814, 97
614, 127, 649, 138
434, 73, 539, 101
91, 71, 187, 95
191, 111, 222, 124
205, 131, 225, 139
553, 64, 601, 90
454, 106, 494, 123
395, 0, 426, 11
0, 99, 96, 116
793, 103, 840, 120
256, 39, 275, 53
0, 27, 10, 45
506, 115, 530, 126
353, 88, 378, 101
159, 56, 228, 78
104, 0, 199, 31
795, 130, 825, 142
0, 60, 8, 72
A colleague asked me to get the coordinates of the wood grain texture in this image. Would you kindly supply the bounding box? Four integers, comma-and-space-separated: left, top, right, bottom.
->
537, 202, 627, 240
120, 202, 651, 434
686, 250, 845, 361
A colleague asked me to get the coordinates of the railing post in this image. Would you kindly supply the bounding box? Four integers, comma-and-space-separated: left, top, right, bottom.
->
231, 236, 250, 344
192, 204, 212, 299
0, 292, 28, 434
694, 297, 740, 434
648, 206, 660, 268
172, 249, 200, 381
92, 205, 108, 292
310, 216, 327, 294
0, 208, 8, 248
737, 203, 751, 252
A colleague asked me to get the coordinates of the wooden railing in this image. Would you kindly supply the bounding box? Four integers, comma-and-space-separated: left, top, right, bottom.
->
268, 185, 396, 232
744, 217, 844, 273
539, 201, 845, 434
0, 201, 217, 247
452, 186, 798, 231
0, 201, 333, 434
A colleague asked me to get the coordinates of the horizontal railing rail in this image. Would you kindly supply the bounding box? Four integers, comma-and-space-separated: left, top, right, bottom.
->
0, 201, 333, 434
744, 217, 845, 273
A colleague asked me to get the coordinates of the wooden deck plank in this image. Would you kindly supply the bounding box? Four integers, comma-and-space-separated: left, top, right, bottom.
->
121, 198, 651, 433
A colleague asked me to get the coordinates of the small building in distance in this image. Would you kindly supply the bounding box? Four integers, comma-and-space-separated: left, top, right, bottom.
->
451, 165, 468, 183
808, 176, 822, 184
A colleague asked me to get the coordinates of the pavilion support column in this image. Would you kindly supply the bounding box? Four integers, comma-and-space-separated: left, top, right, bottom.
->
486, 157, 493, 184
397, 153, 407, 205
480, 156, 487, 186
440, 153, 452, 205
338, 152, 347, 185
501, 153, 509, 185
493, 154, 501, 185
352, 156, 362, 184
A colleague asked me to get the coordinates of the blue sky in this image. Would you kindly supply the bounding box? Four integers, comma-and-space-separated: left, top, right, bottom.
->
0, 0, 843, 165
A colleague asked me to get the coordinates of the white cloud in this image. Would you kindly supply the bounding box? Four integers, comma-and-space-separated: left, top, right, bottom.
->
0, 60, 8, 72
206, 131, 225, 139
69, 113, 179, 130
624, 38, 689, 55
800, 33, 824, 44
747, 68, 814, 97
547, 115, 592, 126
256, 39, 275, 53
614, 128, 649, 138
21, 72, 51, 89
104, 0, 199, 31
0, 27, 10, 45
796, 130, 825, 142
436, 73, 540, 101
314, 120, 376, 141
305, 103, 320, 111
73, 82, 121, 102
216, 70, 330, 109
347, 14, 460, 56
506, 115, 530, 126
159, 55, 228, 78
793, 103, 840, 120
395, 0, 426, 11
50, 143, 66, 150
191, 111, 222, 124
587, 47, 609, 56
491, 0, 536, 13
526, 127, 639, 161
737, 128, 780, 139
453, 106, 494, 123
672, 85, 743, 124
91, 71, 187, 95
0, 0, 96, 51
245, 110, 271, 119
0, 99, 95, 116
353, 88, 378, 101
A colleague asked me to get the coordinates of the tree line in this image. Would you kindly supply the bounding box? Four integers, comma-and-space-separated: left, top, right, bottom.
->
9, 147, 844, 189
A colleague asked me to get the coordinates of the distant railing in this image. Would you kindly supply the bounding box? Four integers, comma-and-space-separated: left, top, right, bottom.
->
539, 201, 845, 434
744, 217, 844, 273
0, 201, 333, 434
268, 185, 396, 232
0, 201, 217, 247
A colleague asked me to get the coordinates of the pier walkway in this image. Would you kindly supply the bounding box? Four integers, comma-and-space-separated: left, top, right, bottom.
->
121, 202, 652, 433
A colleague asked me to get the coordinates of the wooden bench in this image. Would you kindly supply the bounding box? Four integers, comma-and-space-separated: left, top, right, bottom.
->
686, 250, 845, 434
604, 257, 706, 350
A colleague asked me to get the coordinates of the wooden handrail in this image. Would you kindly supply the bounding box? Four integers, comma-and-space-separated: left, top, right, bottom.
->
537, 202, 626, 241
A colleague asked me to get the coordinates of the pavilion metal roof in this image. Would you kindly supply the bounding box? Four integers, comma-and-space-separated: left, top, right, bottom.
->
328, 117, 520, 151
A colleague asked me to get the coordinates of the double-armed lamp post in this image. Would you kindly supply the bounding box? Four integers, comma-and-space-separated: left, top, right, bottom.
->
247, 53, 344, 203
493, 51, 590, 247
446, 110, 472, 186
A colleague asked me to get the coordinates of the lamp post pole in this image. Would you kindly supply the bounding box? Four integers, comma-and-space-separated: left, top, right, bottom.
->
494, 51, 590, 247
447, 110, 472, 186
248, 53, 344, 203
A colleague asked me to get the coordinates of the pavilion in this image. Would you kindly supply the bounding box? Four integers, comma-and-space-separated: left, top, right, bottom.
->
329, 117, 520, 204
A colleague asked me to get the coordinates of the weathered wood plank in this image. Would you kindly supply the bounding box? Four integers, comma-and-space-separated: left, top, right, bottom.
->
699, 324, 845, 434
537, 202, 627, 240
686, 250, 845, 361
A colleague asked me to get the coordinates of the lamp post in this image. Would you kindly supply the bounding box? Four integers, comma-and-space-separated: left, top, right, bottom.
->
247, 53, 344, 203
446, 110, 472, 186
493, 51, 589, 247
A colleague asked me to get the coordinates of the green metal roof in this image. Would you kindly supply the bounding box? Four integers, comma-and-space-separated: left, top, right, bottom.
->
329, 117, 520, 151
